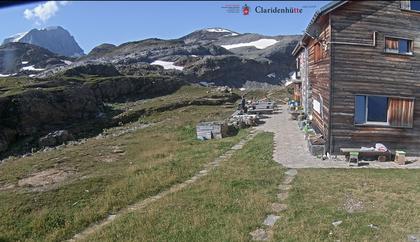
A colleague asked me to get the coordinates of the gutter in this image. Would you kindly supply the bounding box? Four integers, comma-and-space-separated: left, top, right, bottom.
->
328, 14, 333, 156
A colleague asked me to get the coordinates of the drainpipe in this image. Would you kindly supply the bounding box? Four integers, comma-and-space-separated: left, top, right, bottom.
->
304, 45, 309, 117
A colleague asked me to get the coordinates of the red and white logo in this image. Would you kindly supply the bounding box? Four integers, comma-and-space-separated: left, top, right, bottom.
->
242, 4, 250, 15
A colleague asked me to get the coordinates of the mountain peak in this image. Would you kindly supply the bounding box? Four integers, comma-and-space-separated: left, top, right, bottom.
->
2, 26, 84, 57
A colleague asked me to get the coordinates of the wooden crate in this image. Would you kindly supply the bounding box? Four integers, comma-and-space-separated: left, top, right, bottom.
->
394, 151, 406, 165
196, 122, 228, 140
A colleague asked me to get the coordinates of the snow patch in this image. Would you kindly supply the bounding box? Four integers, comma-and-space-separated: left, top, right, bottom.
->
267, 73, 276, 78
221, 39, 278, 50
21, 65, 45, 71
0, 73, 11, 77
190, 55, 198, 57
151, 60, 184, 71
21, 61, 29, 65
63, 60, 73, 65
206, 28, 232, 33
9, 32, 28, 42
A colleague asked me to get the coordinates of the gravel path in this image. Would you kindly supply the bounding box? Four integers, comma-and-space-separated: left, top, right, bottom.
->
256, 105, 420, 169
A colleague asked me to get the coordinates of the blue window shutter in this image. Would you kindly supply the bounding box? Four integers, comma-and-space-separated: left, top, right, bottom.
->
355, 95, 366, 124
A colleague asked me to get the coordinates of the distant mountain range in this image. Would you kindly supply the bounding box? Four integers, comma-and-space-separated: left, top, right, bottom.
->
0, 26, 300, 87
3, 26, 84, 57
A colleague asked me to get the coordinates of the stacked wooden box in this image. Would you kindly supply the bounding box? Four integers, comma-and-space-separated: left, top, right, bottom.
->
196, 122, 228, 140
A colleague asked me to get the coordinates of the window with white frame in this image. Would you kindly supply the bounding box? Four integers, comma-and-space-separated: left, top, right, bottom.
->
385, 37, 413, 55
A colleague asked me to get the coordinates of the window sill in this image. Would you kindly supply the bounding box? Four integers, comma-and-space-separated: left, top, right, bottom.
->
355, 123, 412, 129
401, 9, 420, 14
384, 51, 414, 57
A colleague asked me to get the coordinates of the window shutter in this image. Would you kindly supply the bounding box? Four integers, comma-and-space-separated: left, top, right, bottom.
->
401, 0, 410, 10
388, 98, 414, 127
313, 44, 319, 61
314, 43, 323, 61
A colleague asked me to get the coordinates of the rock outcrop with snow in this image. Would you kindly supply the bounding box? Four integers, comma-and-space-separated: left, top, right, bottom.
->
3, 26, 84, 57
0, 42, 70, 75
1, 27, 300, 87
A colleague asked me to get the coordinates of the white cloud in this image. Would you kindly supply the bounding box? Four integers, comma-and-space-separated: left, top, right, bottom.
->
23, 1, 68, 23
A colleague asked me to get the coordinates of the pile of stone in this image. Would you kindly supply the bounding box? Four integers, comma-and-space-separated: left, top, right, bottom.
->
216, 86, 232, 93
228, 112, 259, 128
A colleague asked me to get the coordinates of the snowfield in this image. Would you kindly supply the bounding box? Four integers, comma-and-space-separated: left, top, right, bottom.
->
151, 60, 184, 71
21, 65, 45, 71
221, 39, 278, 50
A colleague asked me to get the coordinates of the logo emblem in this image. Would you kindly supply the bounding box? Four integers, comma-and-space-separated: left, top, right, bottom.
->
242, 4, 250, 15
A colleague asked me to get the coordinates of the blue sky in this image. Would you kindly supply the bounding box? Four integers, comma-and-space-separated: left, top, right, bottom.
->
0, 1, 329, 53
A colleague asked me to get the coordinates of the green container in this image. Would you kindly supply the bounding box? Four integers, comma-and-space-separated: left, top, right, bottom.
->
396, 150, 406, 155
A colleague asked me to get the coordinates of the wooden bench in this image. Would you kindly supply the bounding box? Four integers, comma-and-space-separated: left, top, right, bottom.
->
247, 108, 274, 114
340, 148, 391, 166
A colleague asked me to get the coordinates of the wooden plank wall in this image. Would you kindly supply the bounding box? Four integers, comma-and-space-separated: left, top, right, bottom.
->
308, 16, 331, 140
330, 0, 420, 155
297, 51, 311, 114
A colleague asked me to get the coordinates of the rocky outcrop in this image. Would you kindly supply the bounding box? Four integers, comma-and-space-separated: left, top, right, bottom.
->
38, 130, 74, 148
183, 55, 273, 87
62, 63, 121, 77
180, 28, 239, 44
85, 75, 184, 102
113, 92, 240, 125
0, 75, 185, 156
78, 31, 300, 86
87, 43, 116, 58
0, 42, 69, 75
0, 85, 101, 154
2, 28, 300, 87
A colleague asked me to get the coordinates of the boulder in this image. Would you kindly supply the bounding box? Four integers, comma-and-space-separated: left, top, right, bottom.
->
38, 130, 74, 147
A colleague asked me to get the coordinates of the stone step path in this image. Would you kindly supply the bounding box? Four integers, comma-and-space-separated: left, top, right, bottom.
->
68, 129, 260, 242
250, 168, 298, 241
